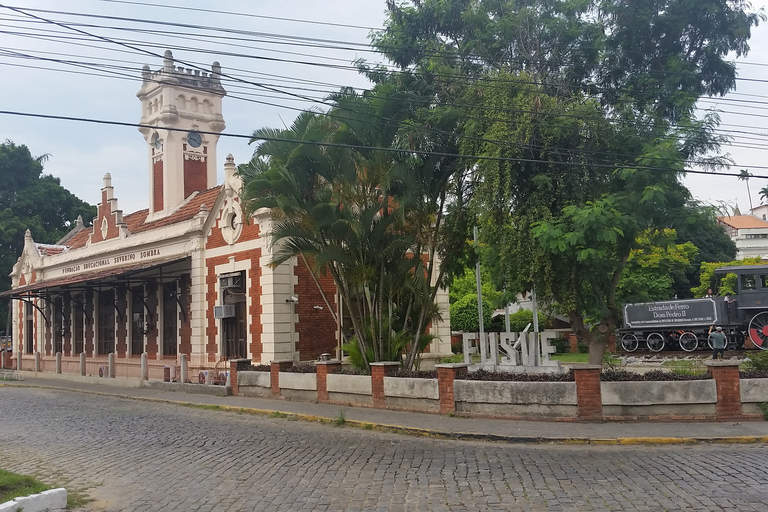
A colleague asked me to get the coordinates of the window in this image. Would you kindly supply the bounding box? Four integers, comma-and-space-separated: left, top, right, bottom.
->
741, 274, 757, 291
73, 296, 84, 355
131, 287, 144, 356
53, 296, 63, 354
25, 302, 33, 354
98, 290, 115, 355
162, 285, 177, 357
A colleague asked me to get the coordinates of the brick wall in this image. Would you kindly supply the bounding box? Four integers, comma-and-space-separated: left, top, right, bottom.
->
153, 159, 163, 212
573, 366, 603, 420
294, 259, 338, 360
183, 157, 207, 198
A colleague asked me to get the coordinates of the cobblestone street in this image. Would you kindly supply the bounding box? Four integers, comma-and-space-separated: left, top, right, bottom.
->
1, 386, 768, 511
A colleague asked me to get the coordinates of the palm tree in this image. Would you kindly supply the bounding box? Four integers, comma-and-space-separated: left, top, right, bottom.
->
760, 185, 768, 206
739, 169, 754, 212
239, 87, 453, 370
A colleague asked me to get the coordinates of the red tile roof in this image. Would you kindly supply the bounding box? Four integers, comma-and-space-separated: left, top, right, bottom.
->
65, 187, 221, 250
717, 215, 768, 229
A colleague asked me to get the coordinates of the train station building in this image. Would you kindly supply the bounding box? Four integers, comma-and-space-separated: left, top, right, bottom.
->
1, 51, 452, 378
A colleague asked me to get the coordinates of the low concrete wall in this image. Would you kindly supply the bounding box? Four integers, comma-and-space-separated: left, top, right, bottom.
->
454, 380, 578, 418
384, 377, 440, 411
279, 372, 317, 402
327, 374, 373, 405
740, 378, 768, 415
601, 380, 717, 417
0, 488, 67, 512
238, 371, 271, 397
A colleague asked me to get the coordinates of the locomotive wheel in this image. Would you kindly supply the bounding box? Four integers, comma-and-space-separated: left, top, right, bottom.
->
707, 333, 718, 350
749, 312, 768, 350
621, 334, 639, 352
646, 333, 665, 352
679, 332, 698, 352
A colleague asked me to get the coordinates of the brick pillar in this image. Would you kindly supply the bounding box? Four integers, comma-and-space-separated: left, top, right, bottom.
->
271, 360, 294, 395
316, 360, 342, 403
370, 362, 400, 409
573, 365, 603, 420
436, 363, 468, 414
568, 334, 578, 353
706, 360, 743, 420
229, 360, 239, 396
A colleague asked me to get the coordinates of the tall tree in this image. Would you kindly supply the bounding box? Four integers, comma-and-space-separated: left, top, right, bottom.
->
239, 87, 465, 369
0, 140, 96, 336
739, 169, 754, 211
372, 0, 763, 363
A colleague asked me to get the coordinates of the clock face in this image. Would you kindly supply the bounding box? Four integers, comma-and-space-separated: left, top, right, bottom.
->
187, 131, 203, 148
151, 133, 162, 150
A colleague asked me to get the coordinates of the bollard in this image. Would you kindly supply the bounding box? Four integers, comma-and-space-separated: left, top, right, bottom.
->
80, 352, 86, 376
141, 352, 148, 380
108, 352, 115, 378
180, 354, 188, 384
56, 352, 62, 374
34, 351, 40, 373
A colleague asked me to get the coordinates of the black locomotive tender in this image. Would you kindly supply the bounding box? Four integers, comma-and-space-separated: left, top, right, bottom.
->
620, 264, 768, 352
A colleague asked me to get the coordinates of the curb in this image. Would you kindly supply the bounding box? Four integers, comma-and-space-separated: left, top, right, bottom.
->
5, 382, 768, 446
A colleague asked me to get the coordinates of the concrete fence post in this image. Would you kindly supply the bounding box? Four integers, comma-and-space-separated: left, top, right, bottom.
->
0, 351, 5, 369
370, 362, 400, 409
141, 352, 148, 380
16, 351, 21, 371
180, 354, 188, 384
108, 352, 115, 378
706, 360, 743, 420
316, 360, 343, 403
573, 365, 603, 421
34, 351, 40, 373
270, 360, 294, 395
79, 352, 86, 376
435, 363, 469, 414
56, 352, 62, 374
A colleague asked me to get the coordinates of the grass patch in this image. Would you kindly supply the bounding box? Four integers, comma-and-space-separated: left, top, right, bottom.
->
661, 359, 708, 376
334, 408, 347, 427
269, 411, 288, 419
67, 488, 91, 509
551, 353, 589, 363
0, 469, 51, 503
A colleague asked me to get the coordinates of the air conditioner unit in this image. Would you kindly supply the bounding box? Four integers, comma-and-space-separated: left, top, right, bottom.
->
219, 274, 241, 289
214, 305, 236, 319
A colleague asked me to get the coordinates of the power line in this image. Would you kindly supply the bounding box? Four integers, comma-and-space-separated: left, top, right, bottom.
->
3, 109, 768, 178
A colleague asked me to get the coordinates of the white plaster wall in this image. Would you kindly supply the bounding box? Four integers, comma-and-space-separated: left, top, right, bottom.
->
238, 371, 270, 388
384, 376, 439, 400
454, 380, 577, 405
327, 374, 372, 395
279, 372, 316, 391
740, 378, 768, 403
601, 380, 716, 406
0, 488, 67, 512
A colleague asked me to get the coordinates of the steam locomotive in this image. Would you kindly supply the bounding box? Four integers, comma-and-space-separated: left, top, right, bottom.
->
619, 264, 768, 352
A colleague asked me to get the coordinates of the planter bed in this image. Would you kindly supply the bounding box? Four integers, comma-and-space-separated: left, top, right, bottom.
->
601, 380, 717, 417
454, 380, 577, 418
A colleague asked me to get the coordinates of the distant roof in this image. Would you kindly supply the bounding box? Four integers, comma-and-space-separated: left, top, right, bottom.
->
717, 215, 768, 229
715, 264, 768, 274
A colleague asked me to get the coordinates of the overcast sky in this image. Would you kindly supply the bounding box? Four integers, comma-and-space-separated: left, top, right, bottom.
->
1, 0, 767, 218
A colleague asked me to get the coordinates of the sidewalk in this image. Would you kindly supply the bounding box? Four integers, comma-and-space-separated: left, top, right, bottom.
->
5, 373, 768, 445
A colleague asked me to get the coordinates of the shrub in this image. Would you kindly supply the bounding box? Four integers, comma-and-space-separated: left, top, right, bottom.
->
391, 369, 438, 379
457, 369, 575, 382
238, 363, 270, 372
283, 363, 317, 373
450, 338, 463, 354
507, 309, 548, 333
577, 342, 588, 353
551, 336, 569, 354
440, 354, 464, 364
339, 367, 370, 376
601, 369, 710, 381
450, 294, 493, 332
743, 351, 768, 372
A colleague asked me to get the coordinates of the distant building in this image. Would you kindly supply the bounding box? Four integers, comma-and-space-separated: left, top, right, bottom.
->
717, 213, 768, 259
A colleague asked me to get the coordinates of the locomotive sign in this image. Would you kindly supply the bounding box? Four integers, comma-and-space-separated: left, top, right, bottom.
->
623, 299, 717, 329
619, 264, 768, 353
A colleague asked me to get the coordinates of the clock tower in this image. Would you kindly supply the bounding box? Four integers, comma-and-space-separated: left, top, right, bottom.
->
137, 50, 227, 219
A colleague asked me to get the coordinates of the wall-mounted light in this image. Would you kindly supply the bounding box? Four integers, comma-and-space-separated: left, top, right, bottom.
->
313, 305, 323, 310
286, 296, 298, 304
